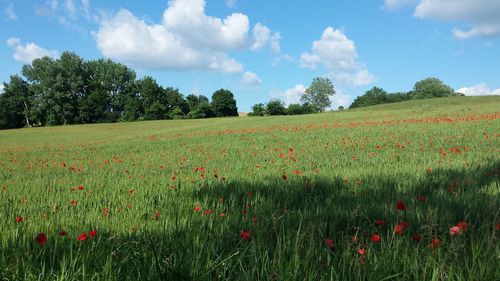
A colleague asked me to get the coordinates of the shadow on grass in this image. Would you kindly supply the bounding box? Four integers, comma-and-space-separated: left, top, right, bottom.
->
1, 161, 498, 281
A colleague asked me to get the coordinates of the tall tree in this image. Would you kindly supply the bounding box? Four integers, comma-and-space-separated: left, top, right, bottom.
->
0, 76, 32, 129
211, 89, 238, 117
412, 78, 456, 99
301, 77, 335, 112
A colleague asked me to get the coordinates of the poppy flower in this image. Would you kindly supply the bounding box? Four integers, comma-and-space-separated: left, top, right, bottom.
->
449, 226, 462, 236
89, 230, 97, 237
428, 238, 441, 250
240, 230, 251, 241
417, 196, 426, 202
219, 213, 225, 217
396, 200, 406, 210
16, 216, 23, 223
35, 233, 48, 246
193, 205, 202, 212
78, 185, 84, 190
456, 221, 468, 232
375, 220, 384, 226
496, 224, 500, 231
70, 200, 77, 206
427, 167, 433, 174
394, 222, 408, 236
203, 210, 213, 215
77, 233, 88, 241
358, 248, 366, 256
58, 230, 67, 237
372, 234, 381, 243
324, 238, 335, 249
412, 234, 422, 242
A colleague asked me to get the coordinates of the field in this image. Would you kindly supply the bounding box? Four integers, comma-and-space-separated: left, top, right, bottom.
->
0, 96, 499, 281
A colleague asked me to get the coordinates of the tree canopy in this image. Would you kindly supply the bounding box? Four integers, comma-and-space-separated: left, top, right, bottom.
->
211, 89, 238, 117
301, 77, 335, 112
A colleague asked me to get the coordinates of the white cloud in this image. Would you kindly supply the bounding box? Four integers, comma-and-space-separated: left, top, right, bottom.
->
270, 32, 281, 53
0, 84, 4, 94
251, 23, 271, 51
385, 0, 500, 39
225, 0, 237, 8
81, 0, 90, 19
5, 2, 17, 20
330, 93, 353, 110
64, 0, 77, 19
7, 37, 60, 64
241, 71, 263, 88
270, 84, 307, 106
456, 83, 500, 96
95, 0, 250, 73
300, 27, 374, 87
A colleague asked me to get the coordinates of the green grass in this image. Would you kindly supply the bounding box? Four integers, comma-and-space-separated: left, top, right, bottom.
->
0, 96, 499, 280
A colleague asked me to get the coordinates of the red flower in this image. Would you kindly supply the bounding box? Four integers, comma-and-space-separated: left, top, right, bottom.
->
16, 216, 23, 223
219, 213, 225, 217
194, 166, 199, 172
77, 233, 88, 241
252, 217, 257, 223
324, 238, 335, 249
203, 210, 213, 215
358, 248, 366, 256
35, 233, 48, 246
240, 230, 251, 241
396, 200, 406, 210
456, 221, 468, 232
70, 200, 77, 206
128, 189, 134, 196
58, 230, 67, 237
78, 185, 84, 190
428, 238, 441, 250
89, 230, 97, 237
375, 220, 384, 226
171, 176, 177, 181
417, 196, 426, 202
194, 205, 202, 212
427, 167, 433, 174
496, 224, 500, 231
394, 222, 409, 236
371, 234, 381, 243
449, 226, 462, 236
412, 234, 422, 242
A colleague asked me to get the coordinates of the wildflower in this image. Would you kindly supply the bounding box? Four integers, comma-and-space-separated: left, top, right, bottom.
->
240, 230, 251, 241
412, 234, 422, 242
70, 200, 77, 206
456, 221, 468, 232
428, 238, 441, 250
204, 210, 213, 215
358, 248, 366, 256
372, 234, 381, 243
417, 196, 426, 202
16, 216, 23, 223
324, 238, 335, 250
58, 230, 67, 237
77, 233, 88, 241
78, 185, 84, 190
219, 213, 225, 217
396, 200, 406, 210
89, 230, 97, 237
194, 205, 202, 212
449, 226, 462, 236
375, 220, 384, 226
427, 167, 433, 174
35, 233, 48, 246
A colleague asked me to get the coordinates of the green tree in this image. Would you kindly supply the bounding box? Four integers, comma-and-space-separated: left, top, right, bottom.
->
411, 78, 456, 99
249, 103, 265, 116
350, 87, 388, 109
266, 99, 286, 115
211, 89, 238, 117
0, 76, 32, 129
338, 106, 345, 111
301, 77, 335, 112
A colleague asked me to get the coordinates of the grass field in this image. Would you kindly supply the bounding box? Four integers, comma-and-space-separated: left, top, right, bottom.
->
0, 96, 499, 280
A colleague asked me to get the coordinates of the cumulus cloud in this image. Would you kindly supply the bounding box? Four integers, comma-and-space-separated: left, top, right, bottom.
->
241, 71, 263, 88
300, 27, 374, 87
95, 0, 253, 73
330, 93, 353, 110
456, 83, 500, 96
7, 37, 60, 64
270, 84, 307, 106
251, 23, 281, 53
5, 2, 17, 20
385, 0, 500, 39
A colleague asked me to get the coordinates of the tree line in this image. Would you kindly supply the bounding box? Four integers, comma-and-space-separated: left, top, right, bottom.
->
349, 78, 463, 109
0, 52, 238, 129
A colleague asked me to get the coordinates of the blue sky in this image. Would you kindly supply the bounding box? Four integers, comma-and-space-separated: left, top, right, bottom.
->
1, 0, 499, 111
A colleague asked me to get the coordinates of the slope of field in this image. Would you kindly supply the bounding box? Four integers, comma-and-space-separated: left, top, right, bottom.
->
0, 96, 499, 281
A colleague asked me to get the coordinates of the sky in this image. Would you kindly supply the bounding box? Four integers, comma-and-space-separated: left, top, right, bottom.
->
1, 0, 499, 111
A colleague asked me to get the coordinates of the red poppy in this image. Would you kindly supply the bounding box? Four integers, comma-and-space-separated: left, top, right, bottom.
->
358, 248, 366, 256
371, 234, 381, 243
70, 200, 77, 206
394, 223, 408, 236
89, 230, 97, 237
78, 185, 84, 190
427, 167, 433, 174
428, 238, 441, 250
496, 224, 500, 231
77, 233, 88, 241
194, 205, 202, 212
412, 234, 422, 242
171, 176, 177, 181
456, 221, 468, 232
16, 216, 23, 223
252, 217, 257, 223
281, 174, 288, 181
240, 230, 251, 241
375, 220, 384, 226
324, 238, 335, 249
58, 230, 67, 237
399, 221, 409, 228
417, 196, 426, 202
194, 166, 199, 172
35, 233, 48, 246
219, 213, 225, 217
203, 210, 213, 215
128, 189, 134, 196
396, 200, 406, 210
449, 226, 462, 236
